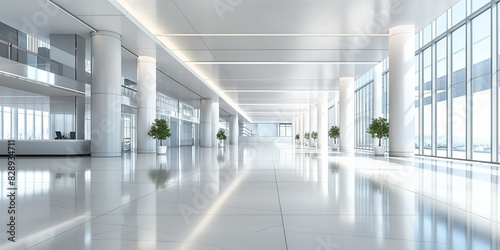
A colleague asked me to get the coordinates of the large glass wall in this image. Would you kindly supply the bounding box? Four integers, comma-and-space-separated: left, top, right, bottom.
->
355, 59, 389, 149
356, 0, 498, 162
355, 71, 373, 149
471, 9, 492, 161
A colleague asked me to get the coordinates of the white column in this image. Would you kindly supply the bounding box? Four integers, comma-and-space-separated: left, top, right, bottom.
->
292, 116, 296, 144
303, 110, 309, 145
212, 101, 220, 147
298, 114, 303, 146
389, 25, 416, 157
309, 104, 317, 146
91, 31, 122, 157
373, 62, 383, 119
200, 98, 212, 148
340, 77, 355, 152
230, 115, 238, 145
317, 98, 328, 149
137, 56, 157, 154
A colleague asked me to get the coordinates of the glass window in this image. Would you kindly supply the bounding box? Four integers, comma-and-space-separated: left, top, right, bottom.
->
0, 106, 2, 139
415, 55, 420, 153
422, 23, 433, 45
451, 26, 466, 159
279, 123, 292, 137
436, 38, 448, 157
26, 109, 33, 140
472, 0, 489, 13
423, 48, 433, 155
471, 10, 491, 161
43, 111, 49, 139
35, 110, 42, 139
18, 108, 25, 139
436, 11, 448, 37
452, 0, 466, 27
3, 107, 11, 139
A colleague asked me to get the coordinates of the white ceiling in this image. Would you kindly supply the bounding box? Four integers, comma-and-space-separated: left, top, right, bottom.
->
0, 0, 459, 123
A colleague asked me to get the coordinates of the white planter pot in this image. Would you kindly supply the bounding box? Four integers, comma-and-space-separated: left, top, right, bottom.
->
218, 142, 224, 148
331, 143, 339, 151
373, 146, 385, 156
157, 145, 167, 155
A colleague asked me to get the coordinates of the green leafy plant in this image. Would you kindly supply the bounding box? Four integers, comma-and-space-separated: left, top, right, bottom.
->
295, 133, 300, 140
216, 130, 227, 143
147, 118, 171, 146
328, 125, 340, 144
367, 117, 389, 146
311, 131, 318, 140
304, 132, 310, 140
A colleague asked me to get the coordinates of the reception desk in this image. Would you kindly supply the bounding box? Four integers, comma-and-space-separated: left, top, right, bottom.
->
0, 140, 91, 156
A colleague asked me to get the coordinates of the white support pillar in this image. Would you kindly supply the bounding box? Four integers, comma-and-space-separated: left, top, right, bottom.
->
137, 56, 157, 154
292, 116, 296, 144
299, 114, 303, 146
230, 115, 238, 145
91, 31, 122, 157
212, 101, 220, 147
309, 104, 317, 146
200, 98, 212, 148
340, 77, 355, 152
317, 98, 328, 150
373, 62, 383, 119
303, 110, 309, 146
389, 25, 416, 157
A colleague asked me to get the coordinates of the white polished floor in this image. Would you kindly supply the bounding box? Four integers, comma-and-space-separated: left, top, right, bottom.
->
0, 144, 499, 250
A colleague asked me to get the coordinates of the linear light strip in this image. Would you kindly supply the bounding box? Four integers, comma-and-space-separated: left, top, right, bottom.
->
112, 0, 253, 122
46, 0, 97, 32
187, 61, 378, 65
203, 79, 338, 81
156, 33, 389, 37
238, 103, 305, 106
222, 90, 336, 93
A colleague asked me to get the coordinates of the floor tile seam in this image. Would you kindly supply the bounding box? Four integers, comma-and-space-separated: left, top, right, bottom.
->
283, 230, 453, 244
356, 169, 499, 224
24, 170, 202, 249
273, 160, 289, 250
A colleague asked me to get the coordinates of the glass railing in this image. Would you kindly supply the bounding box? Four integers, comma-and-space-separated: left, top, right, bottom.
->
0, 39, 90, 83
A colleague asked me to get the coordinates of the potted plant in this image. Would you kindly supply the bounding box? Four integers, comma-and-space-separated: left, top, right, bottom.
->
295, 133, 300, 145
304, 132, 310, 146
311, 131, 318, 147
328, 125, 340, 151
367, 117, 389, 156
216, 130, 227, 148
148, 118, 171, 154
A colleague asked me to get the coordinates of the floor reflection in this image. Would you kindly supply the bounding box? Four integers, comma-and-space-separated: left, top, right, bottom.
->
0, 145, 498, 249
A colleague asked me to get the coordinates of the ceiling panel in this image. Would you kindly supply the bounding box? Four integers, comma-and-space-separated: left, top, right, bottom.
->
207, 48, 388, 62
197, 36, 390, 50
0, 0, 460, 123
